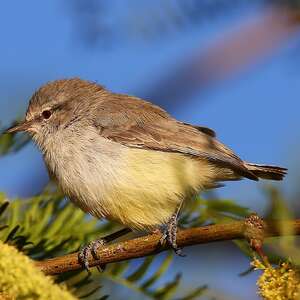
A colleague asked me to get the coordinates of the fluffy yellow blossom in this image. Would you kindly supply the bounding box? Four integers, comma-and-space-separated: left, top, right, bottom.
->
252, 258, 300, 300
0, 241, 77, 300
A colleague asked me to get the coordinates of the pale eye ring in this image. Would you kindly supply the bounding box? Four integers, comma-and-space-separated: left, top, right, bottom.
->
42, 110, 52, 120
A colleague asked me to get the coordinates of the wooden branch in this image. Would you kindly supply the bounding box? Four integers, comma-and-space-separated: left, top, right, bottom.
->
35, 219, 300, 276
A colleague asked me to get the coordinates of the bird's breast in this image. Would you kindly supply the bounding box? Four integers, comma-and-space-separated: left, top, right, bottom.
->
42, 127, 125, 218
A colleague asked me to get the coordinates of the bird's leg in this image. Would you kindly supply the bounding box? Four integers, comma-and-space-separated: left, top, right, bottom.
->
78, 227, 131, 272
160, 201, 185, 256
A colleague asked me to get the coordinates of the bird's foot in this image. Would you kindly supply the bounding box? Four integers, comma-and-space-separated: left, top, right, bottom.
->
78, 239, 106, 273
78, 228, 132, 273
160, 213, 185, 257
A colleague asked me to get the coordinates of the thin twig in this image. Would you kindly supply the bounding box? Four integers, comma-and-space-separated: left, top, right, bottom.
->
35, 219, 300, 275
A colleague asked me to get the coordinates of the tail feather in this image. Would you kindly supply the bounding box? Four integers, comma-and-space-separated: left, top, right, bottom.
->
245, 163, 287, 181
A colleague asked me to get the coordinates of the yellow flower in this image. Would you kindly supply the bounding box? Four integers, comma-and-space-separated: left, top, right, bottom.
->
0, 241, 77, 300
252, 258, 300, 300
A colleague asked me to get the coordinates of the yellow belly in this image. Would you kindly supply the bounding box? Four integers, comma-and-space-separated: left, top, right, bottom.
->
101, 148, 216, 231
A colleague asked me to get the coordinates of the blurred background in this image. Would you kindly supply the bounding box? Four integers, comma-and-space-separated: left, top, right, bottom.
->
1, 1, 300, 299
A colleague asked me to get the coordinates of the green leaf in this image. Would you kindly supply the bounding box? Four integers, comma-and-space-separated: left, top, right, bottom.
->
126, 256, 154, 282
206, 199, 250, 218
78, 286, 101, 299
153, 273, 181, 300
0, 120, 31, 156
141, 253, 173, 289
0, 132, 30, 156
177, 285, 207, 300
110, 261, 130, 277
5, 225, 20, 242
0, 201, 9, 217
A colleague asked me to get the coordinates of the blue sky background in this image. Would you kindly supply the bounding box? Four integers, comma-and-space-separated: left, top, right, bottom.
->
0, 1, 299, 299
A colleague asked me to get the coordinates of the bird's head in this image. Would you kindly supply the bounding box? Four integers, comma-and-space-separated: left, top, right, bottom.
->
5, 78, 105, 147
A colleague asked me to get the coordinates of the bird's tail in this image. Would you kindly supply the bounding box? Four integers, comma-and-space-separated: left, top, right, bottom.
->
245, 163, 287, 181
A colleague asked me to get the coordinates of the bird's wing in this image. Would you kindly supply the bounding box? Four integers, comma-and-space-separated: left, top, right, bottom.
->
94, 94, 257, 180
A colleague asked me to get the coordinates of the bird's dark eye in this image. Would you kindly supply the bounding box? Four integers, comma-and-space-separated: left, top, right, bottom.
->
42, 110, 52, 120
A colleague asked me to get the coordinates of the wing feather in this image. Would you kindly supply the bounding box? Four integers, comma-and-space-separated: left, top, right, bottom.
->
94, 94, 258, 180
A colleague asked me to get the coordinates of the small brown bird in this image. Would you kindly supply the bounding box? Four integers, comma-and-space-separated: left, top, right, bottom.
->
6, 78, 287, 269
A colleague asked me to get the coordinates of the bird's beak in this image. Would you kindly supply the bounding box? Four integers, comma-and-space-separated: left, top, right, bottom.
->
4, 120, 32, 134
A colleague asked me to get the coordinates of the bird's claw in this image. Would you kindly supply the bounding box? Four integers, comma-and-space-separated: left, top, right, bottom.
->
160, 213, 185, 257
78, 239, 106, 273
